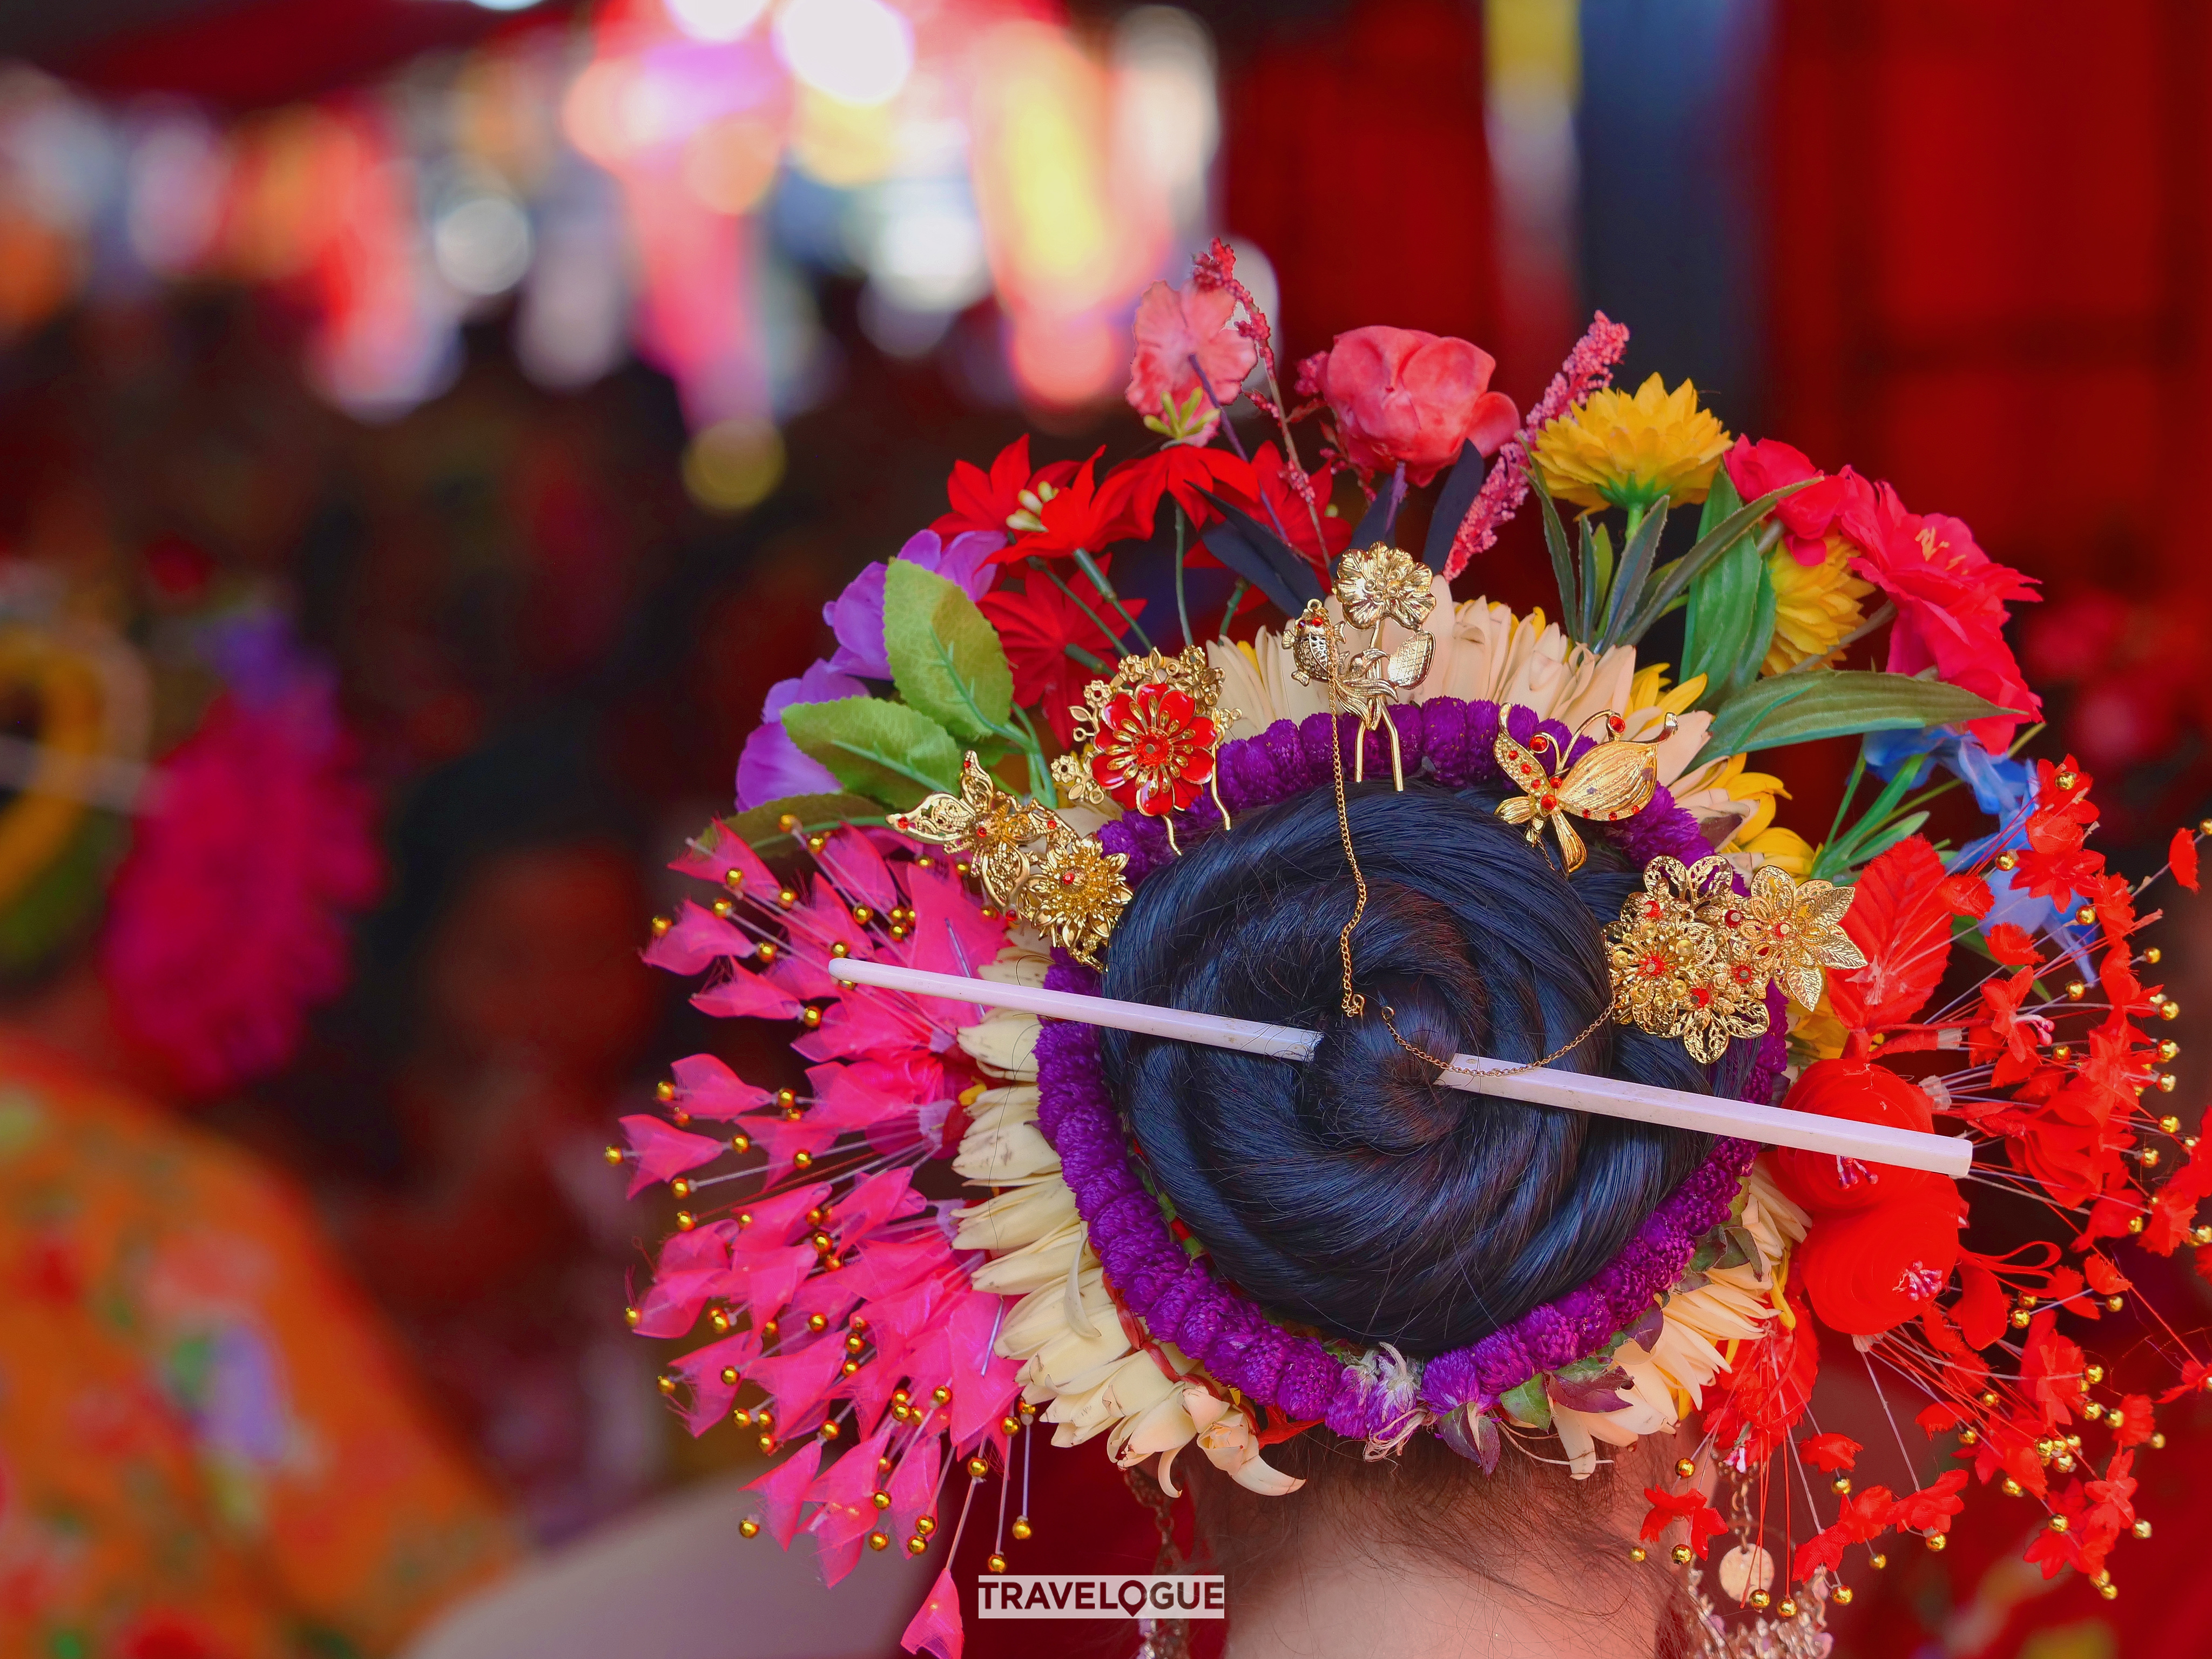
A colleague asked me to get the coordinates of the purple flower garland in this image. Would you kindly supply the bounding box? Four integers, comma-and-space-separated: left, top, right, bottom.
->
1031, 696, 1770, 1442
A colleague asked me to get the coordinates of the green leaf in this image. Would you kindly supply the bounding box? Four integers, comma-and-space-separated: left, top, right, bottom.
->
1689, 672, 2019, 768
782, 697, 965, 808
1499, 1376, 1553, 1432
882, 560, 1014, 741
1532, 472, 1577, 629
1599, 497, 1668, 651
1617, 476, 1815, 648
1725, 558, 1779, 693
727, 792, 887, 849
1681, 538, 1764, 697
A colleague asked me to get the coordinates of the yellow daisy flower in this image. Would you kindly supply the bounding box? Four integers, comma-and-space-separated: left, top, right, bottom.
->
1762, 535, 1875, 674
1531, 374, 1734, 512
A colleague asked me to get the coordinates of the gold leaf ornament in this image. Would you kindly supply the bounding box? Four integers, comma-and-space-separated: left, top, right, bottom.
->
1704, 861, 1864, 1012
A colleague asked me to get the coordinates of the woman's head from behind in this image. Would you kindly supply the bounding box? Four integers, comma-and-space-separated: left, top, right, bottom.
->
1099, 784, 1715, 1650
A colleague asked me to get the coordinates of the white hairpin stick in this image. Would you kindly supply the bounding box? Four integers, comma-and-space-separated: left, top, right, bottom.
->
832, 957, 1971, 1179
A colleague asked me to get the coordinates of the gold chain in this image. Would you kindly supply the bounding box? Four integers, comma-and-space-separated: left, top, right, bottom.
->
1328, 671, 1614, 1079
1328, 697, 1370, 1019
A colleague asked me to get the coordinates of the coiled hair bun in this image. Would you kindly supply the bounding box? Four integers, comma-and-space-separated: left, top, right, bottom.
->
1098, 782, 1715, 1354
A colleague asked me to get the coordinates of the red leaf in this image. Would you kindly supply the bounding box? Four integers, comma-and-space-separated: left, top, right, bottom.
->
1915, 1402, 1964, 1434
2173, 826, 2201, 892
1827, 837, 1953, 1031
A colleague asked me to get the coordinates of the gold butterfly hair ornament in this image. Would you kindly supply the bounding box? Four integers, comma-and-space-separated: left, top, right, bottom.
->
1495, 709, 1678, 874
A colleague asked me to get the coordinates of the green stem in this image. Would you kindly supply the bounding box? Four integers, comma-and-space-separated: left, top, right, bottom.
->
1009, 705, 1057, 806
1172, 507, 1193, 649
1222, 577, 1250, 632
1823, 745, 1870, 848
1061, 641, 1108, 673
1029, 556, 1131, 656
1070, 547, 1154, 653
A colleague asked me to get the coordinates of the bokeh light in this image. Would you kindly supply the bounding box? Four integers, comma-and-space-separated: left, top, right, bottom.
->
663, 0, 772, 45
773, 0, 914, 109
681, 416, 786, 511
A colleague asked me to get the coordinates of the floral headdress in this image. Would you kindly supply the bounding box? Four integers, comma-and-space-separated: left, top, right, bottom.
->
624, 244, 2210, 1658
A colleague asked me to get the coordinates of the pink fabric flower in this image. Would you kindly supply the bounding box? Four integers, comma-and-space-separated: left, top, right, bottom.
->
1316, 325, 1519, 485
1721, 436, 1871, 568
1124, 279, 1257, 441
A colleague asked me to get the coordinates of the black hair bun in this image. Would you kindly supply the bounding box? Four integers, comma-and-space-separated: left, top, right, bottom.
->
1099, 783, 1714, 1354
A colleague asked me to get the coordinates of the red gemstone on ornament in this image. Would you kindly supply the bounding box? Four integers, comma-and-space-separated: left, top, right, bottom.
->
1690, 986, 1712, 1008
1642, 900, 1663, 920
1540, 793, 1557, 811
1640, 954, 1668, 978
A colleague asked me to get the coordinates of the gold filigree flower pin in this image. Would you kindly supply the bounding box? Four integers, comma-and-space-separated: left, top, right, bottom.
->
894, 753, 1130, 966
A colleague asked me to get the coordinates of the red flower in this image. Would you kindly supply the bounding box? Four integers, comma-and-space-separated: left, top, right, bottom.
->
1315, 326, 1519, 485
1125, 278, 1256, 441
935, 436, 1080, 541
977, 570, 1144, 744
994, 451, 1140, 563
1798, 1432, 1860, 1473
2173, 825, 2201, 892
1109, 445, 1257, 540
1986, 921, 2041, 968
2110, 1395, 2155, 1451
1843, 482, 2042, 751
1089, 683, 1219, 818
1721, 437, 1876, 568
2020, 1309, 2085, 1429
1769, 1057, 1941, 1216
1704, 1282, 1817, 1464
1638, 1487, 1727, 1559
1891, 1469, 1968, 1535
1252, 442, 1350, 569
1966, 967, 2045, 1087
1793, 1181, 1963, 1336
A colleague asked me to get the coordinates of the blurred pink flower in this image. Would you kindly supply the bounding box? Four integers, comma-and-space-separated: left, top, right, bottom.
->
1125, 279, 1257, 441
1317, 325, 1519, 485
99, 683, 381, 1097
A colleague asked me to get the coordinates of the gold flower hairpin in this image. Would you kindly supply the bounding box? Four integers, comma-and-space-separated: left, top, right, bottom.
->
1604, 855, 1864, 1063
894, 754, 1131, 966
1050, 646, 1237, 852
1283, 544, 1436, 789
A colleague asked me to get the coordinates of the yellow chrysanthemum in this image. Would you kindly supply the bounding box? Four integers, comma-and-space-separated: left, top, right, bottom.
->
1531, 374, 1733, 512
1762, 535, 1875, 674
1689, 751, 1790, 845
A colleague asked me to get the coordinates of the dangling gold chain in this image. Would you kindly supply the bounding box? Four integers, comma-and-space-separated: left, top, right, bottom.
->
1330, 687, 1610, 1079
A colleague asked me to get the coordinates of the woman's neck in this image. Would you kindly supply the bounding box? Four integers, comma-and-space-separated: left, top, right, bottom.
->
1224, 1545, 1671, 1659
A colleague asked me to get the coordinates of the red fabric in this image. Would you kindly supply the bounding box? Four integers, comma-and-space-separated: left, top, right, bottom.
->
1224, 0, 1498, 363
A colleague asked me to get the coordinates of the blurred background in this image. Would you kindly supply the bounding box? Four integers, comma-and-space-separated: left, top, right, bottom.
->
0, 2, 2200, 1657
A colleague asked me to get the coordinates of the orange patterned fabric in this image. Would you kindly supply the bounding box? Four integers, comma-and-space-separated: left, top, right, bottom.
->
0, 1036, 520, 1658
